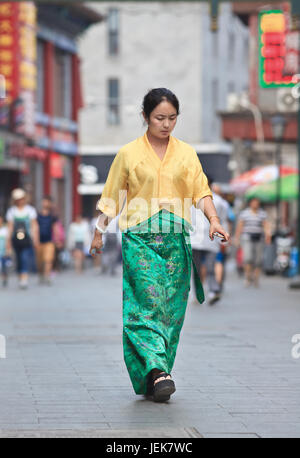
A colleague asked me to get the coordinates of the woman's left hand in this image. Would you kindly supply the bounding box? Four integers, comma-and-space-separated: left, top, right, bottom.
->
209, 219, 230, 242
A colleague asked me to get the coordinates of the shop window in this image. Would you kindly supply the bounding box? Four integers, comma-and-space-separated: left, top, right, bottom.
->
53, 48, 72, 119
212, 78, 219, 110
108, 8, 119, 55
228, 31, 235, 62
228, 81, 235, 94
212, 31, 218, 59
107, 78, 120, 125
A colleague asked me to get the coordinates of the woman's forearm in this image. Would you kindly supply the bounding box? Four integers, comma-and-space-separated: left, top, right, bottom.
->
196, 195, 220, 223
196, 195, 230, 241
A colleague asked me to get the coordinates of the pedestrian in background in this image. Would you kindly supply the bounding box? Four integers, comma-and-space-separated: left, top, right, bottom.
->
234, 197, 272, 287
6, 188, 39, 289
89, 88, 229, 402
190, 178, 229, 305
0, 215, 9, 287
211, 183, 231, 294
90, 212, 102, 271
67, 215, 90, 273
100, 216, 121, 276
37, 196, 58, 285
52, 217, 66, 272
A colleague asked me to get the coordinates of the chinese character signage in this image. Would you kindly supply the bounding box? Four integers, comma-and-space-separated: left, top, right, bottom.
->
258, 9, 299, 88
0, 2, 37, 135
19, 2, 37, 92
0, 2, 16, 104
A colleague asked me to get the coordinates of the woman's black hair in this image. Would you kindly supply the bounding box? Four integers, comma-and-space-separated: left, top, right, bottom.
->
142, 88, 180, 121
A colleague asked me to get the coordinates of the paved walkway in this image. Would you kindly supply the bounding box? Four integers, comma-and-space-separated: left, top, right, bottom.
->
0, 262, 299, 438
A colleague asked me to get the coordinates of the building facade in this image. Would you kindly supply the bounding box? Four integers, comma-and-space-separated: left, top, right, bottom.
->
78, 1, 249, 214
219, 1, 298, 229
0, 1, 102, 228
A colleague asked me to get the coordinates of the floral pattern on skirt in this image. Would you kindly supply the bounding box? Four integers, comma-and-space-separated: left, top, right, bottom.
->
121, 209, 204, 395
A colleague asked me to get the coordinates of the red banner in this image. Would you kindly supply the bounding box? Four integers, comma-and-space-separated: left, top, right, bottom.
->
50, 153, 65, 179
0, 2, 18, 103
0, 2, 37, 135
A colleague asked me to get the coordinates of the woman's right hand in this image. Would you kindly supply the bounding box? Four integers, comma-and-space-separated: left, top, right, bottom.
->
89, 232, 103, 257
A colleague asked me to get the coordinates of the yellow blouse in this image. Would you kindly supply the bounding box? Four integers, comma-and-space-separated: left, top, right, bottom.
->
96, 131, 213, 231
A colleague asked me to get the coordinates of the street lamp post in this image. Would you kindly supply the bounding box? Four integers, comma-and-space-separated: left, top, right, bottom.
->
270, 115, 286, 236
289, 7, 300, 288
244, 139, 254, 171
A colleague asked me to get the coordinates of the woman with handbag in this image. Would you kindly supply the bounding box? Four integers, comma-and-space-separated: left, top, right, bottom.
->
6, 188, 39, 289
89, 88, 229, 402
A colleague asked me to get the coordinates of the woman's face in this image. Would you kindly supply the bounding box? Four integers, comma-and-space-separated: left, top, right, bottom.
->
145, 101, 178, 140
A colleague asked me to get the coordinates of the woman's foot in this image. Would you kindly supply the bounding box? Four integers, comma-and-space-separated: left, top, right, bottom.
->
147, 370, 176, 402
153, 371, 172, 385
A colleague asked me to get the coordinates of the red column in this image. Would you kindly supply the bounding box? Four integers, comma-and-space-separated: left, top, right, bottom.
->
71, 53, 82, 219
11, 2, 20, 103
43, 41, 54, 195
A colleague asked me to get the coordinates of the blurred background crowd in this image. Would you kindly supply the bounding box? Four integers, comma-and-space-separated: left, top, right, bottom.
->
0, 179, 297, 300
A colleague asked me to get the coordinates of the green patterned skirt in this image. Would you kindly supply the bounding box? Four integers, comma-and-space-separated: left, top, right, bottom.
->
121, 209, 205, 395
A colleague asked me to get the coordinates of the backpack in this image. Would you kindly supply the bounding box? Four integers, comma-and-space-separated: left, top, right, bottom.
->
12, 219, 32, 249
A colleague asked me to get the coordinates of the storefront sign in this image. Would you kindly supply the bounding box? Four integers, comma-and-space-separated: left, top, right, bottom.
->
0, 102, 9, 127
258, 9, 300, 88
79, 163, 98, 184
50, 152, 65, 179
9, 142, 46, 161
0, 2, 37, 135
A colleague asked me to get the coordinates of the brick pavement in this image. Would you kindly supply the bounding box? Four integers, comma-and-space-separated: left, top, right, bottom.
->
0, 262, 299, 438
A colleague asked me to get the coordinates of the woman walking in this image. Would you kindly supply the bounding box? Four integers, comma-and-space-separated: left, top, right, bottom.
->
90, 88, 229, 402
6, 188, 39, 289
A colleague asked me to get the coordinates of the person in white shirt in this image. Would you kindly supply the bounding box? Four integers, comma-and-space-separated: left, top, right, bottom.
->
211, 184, 231, 292
0, 215, 9, 287
6, 188, 39, 289
67, 215, 91, 273
190, 178, 229, 305
100, 215, 121, 276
